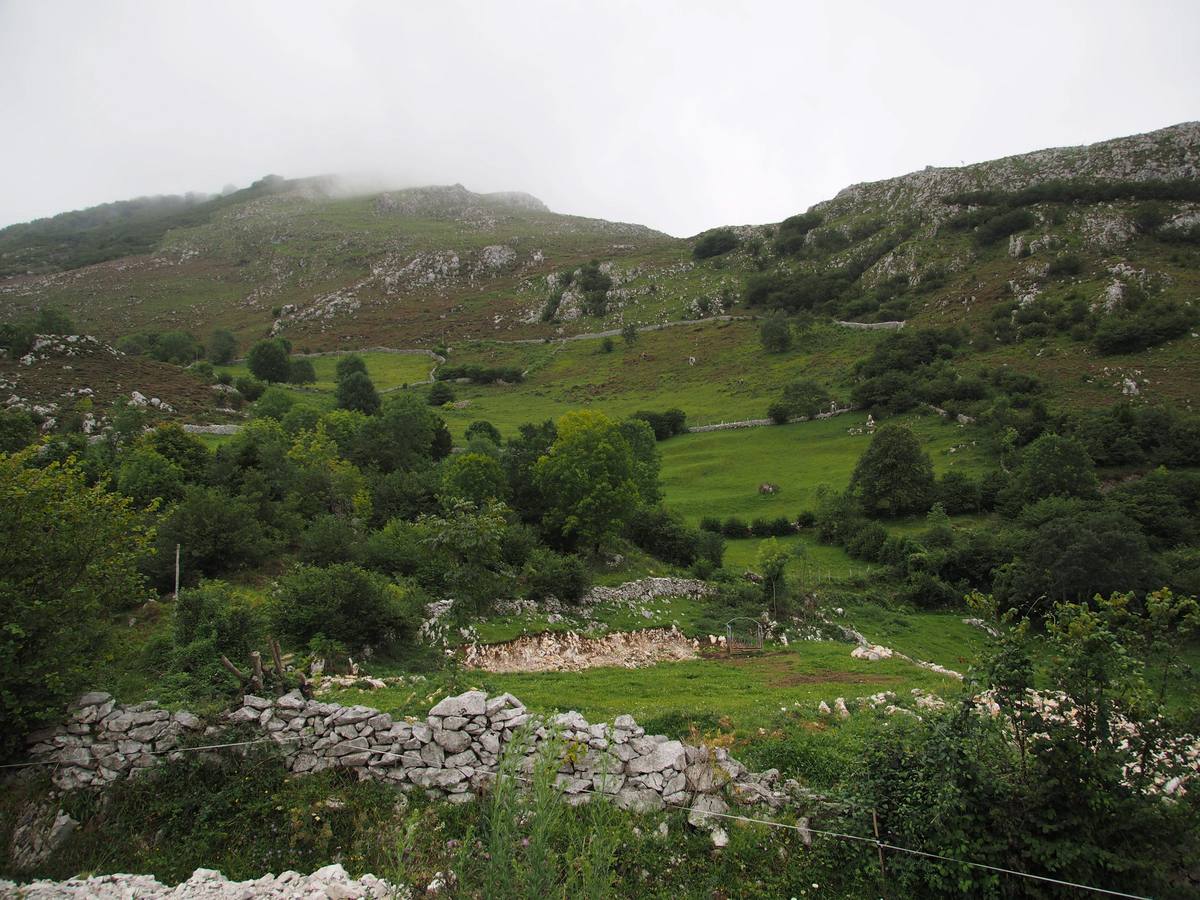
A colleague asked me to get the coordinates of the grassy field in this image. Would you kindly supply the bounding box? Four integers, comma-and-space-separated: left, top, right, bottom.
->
436, 320, 882, 439
219, 350, 435, 393
327, 640, 963, 740
660, 411, 990, 524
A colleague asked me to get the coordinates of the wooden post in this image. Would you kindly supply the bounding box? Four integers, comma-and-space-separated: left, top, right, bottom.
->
250, 651, 264, 693
220, 655, 247, 684
173, 544, 181, 601
873, 809, 887, 893
270, 637, 285, 681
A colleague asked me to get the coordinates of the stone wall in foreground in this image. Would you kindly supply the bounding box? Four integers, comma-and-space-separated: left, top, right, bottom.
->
24, 690, 804, 838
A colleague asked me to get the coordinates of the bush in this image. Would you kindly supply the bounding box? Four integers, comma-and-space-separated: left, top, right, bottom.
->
288, 358, 316, 384
936, 470, 981, 515
845, 521, 889, 561
750, 517, 773, 537
773, 211, 823, 255
167, 581, 266, 701
234, 376, 265, 401
336, 370, 381, 416
247, 338, 292, 383
720, 516, 749, 538
627, 505, 702, 566
759, 314, 792, 353
693, 227, 740, 259
795, 510, 815, 529
767, 402, 790, 425
208, 328, 237, 365
254, 386, 294, 421
630, 409, 687, 440
0, 408, 38, 452
1045, 252, 1083, 278
298, 515, 363, 566
271, 563, 418, 653
699, 516, 721, 533
522, 547, 590, 603
1093, 301, 1195, 354
428, 380, 455, 406
465, 420, 502, 445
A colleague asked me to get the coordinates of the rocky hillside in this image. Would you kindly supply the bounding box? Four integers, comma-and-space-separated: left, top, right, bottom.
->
1, 122, 1198, 409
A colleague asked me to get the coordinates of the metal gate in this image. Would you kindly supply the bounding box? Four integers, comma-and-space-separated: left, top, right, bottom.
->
725, 617, 764, 654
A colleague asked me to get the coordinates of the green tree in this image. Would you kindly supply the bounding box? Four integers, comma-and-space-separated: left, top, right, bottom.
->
759, 314, 792, 353
428, 381, 455, 406
419, 499, 514, 612
618, 417, 662, 505
440, 452, 508, 506
335, 370, 381, 415
288, 358, 316, 385
0, 449, 151, 755
352, 393, 437, 473
779, 378, 831, 419
756, 537, 789, 619
254, 386, 295, 420
0, 409, 37, 453
272, 563, 418, 653
621, 322, 640, 346
693, 227, 740, 260
247, 338, 292, 383
335, 354, 368, 381
151, 485, 276, 589
208, 328, 237, 365
465, 420, 502, 446
116, 446, 184, 507
848, 424, 934, 517
1002, 433, 1098, 510
535, 410, 641, 552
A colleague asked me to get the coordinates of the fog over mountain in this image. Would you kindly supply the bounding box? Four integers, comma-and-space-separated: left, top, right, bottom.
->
1, 0, 1197, 236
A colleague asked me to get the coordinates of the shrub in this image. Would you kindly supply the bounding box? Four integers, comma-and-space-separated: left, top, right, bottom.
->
288, 358, 316, 384
1093, 301, 1195, 354
254, 386, 295, 421
0, 408, 38, 452
247, 338, 292, 383
336, 370, 381, 416
693, 227, 740, 259
773, 211, 823, 255
168, 581, 266, 701
1046, 253, 1083, 279
522, 547, 590, 603
271, 563, 418, 653
936, 470, 982, 514
845, 521, 889, 561
298, 515, 363, 566
335, 354, 367, 380
465, 420, 502, 445
234, 376, 265, 401
750, 517, 773, 538
630, 409, 688, 440
188, 360, 215, 383
974, 208, 1035, 245
428, 381, 455, 406
767, 401, 790, 425
116, 447, 185, 507
627, 505, 702, 566
208, 329, 237, 365
795, 510, 815, 529
720, 516, 749, 538
601, 337, 614, 353
759, 314, 792, 353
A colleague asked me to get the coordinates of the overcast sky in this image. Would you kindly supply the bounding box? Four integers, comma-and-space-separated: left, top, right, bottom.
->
1, 0, 1197, 237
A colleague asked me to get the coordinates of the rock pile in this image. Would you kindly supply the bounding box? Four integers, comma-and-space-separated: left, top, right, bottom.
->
24, 690, 802, 837
0, 864, 400, 898
23, 692, 204, 793
579, 577, 713, 611
462, 626, 697, 673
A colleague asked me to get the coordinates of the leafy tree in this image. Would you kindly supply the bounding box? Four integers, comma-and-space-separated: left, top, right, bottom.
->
0, 409, 37, 452
116, 447, 184, 507
778, 379, 831, 419
693, 227, 740, 260
247, 338, 292, 383
151, 330, 203, 365
439, 452, 508, 506
335, 370, 381, 415
759, 314, 792, 353
166, 580, 265, 701
756, 538, 789, 619
35, 306, 76, 334
234, 375, 265, 402
428, 381, 455, 406
150, 485, 277, 589
353, 393, 439, 474
1001, 433, 1097, 510
621, 322, 640, 345
208, 328, 237, 365
465, 420, 502, 446
335, 354, 368, 381
848, 425, 935, 517
521, 547, 590, 603
0, 449, 151, 755
280, 403, 322, 436
995, 508, 1159, 613
287, 358, 316, 385
272, 563, 418, 653
419, 499, 514, 612
254, 386, 295, 421
618, 417, 662, 506
503, 420, 557, 524
535, 410, 641, 552
298, 515, 363, 566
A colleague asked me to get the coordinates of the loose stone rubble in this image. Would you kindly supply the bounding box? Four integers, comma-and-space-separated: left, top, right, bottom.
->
462, 626, 697, 672
24, 690, 803, 841
0, 864, 401, 899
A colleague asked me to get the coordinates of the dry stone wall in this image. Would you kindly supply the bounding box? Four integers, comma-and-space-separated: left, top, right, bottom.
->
24, 690, 803, 834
